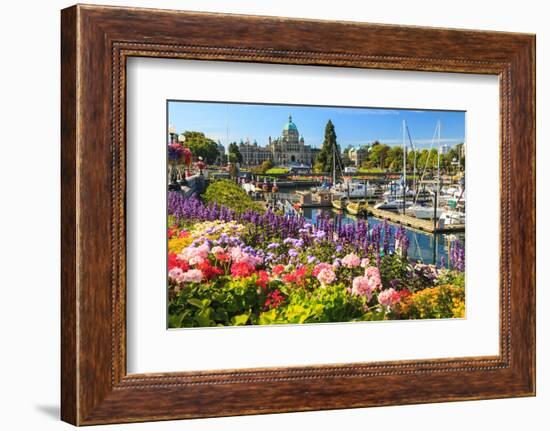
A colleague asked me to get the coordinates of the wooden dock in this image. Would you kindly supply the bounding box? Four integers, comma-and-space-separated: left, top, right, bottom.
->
364, 205, 465, 234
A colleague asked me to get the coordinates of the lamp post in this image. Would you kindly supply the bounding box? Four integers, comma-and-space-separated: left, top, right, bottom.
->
177, 134, 186, 181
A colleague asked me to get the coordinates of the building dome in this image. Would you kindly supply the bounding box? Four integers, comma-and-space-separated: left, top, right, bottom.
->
282, 115, 299, 134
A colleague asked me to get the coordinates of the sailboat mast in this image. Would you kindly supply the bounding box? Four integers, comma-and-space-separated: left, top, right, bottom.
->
402, 120, 407, 214
437, 120, 441, 181
332, 138, 336, 185
433, 121, 441, 239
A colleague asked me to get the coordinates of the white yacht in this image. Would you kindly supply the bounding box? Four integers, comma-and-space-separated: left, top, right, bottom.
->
331, 180, 376, 199
407, 205, 444, 220
374, 199, 413, 211
439, 210, 466, 226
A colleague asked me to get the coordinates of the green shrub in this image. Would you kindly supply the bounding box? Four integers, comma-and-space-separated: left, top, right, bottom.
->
168, 276, 267, 328
265, 167, 289, 175
204, 179, 263, 214
259, 284, 369, 325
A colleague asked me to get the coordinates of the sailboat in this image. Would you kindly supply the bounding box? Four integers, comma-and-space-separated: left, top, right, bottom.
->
376, 120, 416, 213
407, 121, 444, 220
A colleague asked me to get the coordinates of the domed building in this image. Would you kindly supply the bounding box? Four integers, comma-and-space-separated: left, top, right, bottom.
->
268, 115, 314, 166
237, 114, 317, 167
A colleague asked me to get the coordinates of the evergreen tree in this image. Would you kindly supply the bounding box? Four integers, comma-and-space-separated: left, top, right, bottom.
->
314, 120, 341, 174
228, 142, 243, 164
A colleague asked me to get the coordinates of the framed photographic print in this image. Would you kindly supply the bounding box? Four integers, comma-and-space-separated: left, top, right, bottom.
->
61, 4, 536, 425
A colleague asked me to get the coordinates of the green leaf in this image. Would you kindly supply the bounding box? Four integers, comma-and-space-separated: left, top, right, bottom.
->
187, 298, 204, 309
231, 312, 251, 326
187, 298, 211, 309
258, 309, 279, 325
194, 308, 214, 326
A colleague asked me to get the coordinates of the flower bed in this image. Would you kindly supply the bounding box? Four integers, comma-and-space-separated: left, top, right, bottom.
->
167, 192, 465, 327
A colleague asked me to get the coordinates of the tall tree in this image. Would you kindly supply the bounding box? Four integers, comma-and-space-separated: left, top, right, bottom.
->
228, 142, 243, 164
182, 131, 220, 165
314, 120, 341, 174
369, 143, 390, 169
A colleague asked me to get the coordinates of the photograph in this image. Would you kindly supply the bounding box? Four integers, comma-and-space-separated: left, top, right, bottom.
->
166, 101, 466, 328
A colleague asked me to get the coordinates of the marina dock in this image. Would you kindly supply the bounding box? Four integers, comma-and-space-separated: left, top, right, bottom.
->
364, 205, 465, 234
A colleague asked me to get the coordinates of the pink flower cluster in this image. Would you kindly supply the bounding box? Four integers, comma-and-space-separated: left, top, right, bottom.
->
312, 262, 333, 277
350, 266, 382, 300
178, 243, 209, 265
364, 266, 382, 290
168, 267, 204, 290
317, 268, 336, 286
341, 253, 361, 268
378, 288, 400, 308
229, 246, 263, 267
351, 276, 374, 300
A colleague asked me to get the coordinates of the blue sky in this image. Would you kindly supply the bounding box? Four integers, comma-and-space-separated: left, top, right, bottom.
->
168, 101, 465, 151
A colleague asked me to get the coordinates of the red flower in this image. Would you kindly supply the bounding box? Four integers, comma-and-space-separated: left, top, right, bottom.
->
179, 230, 190, 238
255, 270, 269, 288
272, 265, 285, 275
230, 262, 255, 278
214, 252, 230, 262
168, 252, 189, 272
264, 289, 285, 310
282, 266, 307, 286
398, 289, 411, 299
198, 260, 224, 280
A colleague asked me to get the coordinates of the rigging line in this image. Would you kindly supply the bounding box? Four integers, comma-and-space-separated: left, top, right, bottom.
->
417, 122, 439, 189
405, 122, 417, 192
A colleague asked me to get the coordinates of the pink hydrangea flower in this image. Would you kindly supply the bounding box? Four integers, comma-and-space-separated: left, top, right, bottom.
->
168, 267, 185, 283
351, 276, 375, 300
312, 262, 333, 277
341, 253, 361, 268
210, 245, 224, 256
364, 266, 382, 290
188, 256, 205, 266
179, 243, 210, 262
229, 246, 262, 267
378, 288, 400, 308
317, 267, 336, 286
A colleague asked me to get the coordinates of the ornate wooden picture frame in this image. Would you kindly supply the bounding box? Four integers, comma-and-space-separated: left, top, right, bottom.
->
61, 4, 535, 425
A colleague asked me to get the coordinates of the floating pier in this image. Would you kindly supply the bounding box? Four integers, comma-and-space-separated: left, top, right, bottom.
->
364, 205, 465, 234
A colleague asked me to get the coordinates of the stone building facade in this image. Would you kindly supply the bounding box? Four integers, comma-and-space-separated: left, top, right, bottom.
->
238, 139, 273, 166
348, 146, 370, 167
238, 115, 316, 167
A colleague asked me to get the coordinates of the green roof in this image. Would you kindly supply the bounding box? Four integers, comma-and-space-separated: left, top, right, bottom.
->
283, 115, 298, 132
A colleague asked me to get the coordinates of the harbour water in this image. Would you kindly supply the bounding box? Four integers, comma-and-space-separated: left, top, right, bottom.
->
301, 207, 464, 265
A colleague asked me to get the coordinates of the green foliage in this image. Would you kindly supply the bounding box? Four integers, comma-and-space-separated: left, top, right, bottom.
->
265, 167, 289, 175
168, 277, 266, 328
379, 253, 411, 286
357, 142, 464, 175
258, 284, 369, 325
250, 160, 274, 175
314, 120, 341, 173
228, 142, 243, 164
357, 167, 385, 173
366, 141, 388, 169
435, 269, 465, 288
182, 131, 220, 165
204, 179, 263, 214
